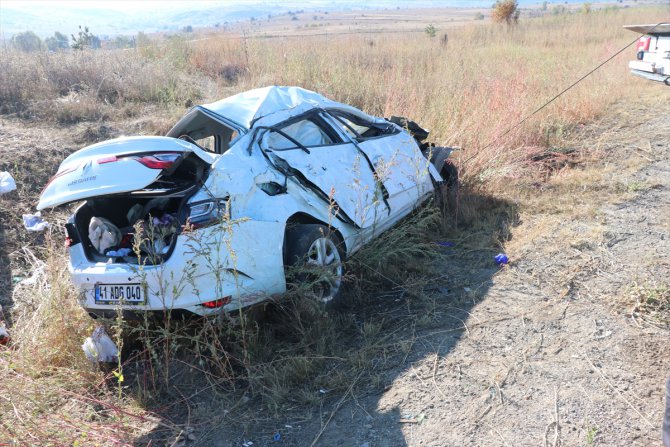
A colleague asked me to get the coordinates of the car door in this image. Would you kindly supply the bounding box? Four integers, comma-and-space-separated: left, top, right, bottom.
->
260, 114, 385, 229
326, 111, 434, 219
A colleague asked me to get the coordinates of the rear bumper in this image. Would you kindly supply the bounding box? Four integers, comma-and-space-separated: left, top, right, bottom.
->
71, 258, 252, 316
630, 69, 670, 85
69, 219, 288, 317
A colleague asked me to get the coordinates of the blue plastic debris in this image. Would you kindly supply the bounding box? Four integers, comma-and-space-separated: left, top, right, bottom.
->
494, 253, 509, 265
273, 432, 281, 442
436, 241, 456, 247
106, 248, 132, 257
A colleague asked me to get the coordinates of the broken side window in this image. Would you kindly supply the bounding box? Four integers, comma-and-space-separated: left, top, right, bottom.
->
267, 119, 334, 150
330, 112, 399, 141
196, 135, 216, 152
167, 108, 239, 155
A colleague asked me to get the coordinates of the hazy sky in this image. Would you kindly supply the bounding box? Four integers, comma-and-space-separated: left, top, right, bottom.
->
1, 0, 615, 13
2, 0, 221, 12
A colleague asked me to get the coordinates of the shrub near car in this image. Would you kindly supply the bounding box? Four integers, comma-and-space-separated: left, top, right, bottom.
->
38, 86, 456, 318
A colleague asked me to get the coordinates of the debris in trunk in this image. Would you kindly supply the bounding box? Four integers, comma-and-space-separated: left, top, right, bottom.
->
137, 212, 179, 256
106, 248, 132, 257
88, 217, 121, 254
22, 212, 49, 232
0, 172, 16, 194
126, 203, 144, 224
82, 326, 118, 363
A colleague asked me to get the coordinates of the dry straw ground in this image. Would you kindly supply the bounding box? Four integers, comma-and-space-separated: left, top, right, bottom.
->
0, 5, 668, 446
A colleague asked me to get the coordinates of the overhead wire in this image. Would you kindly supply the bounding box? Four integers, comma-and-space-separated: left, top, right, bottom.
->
475, 21, 669, 154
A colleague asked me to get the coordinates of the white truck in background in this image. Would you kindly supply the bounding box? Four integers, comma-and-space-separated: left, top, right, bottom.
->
625, 23, 670, 85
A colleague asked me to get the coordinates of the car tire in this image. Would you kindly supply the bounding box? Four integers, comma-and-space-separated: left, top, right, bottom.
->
284, 224, 345, 308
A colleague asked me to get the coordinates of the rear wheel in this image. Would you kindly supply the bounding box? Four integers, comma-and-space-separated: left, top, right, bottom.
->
284, 224, 345, 307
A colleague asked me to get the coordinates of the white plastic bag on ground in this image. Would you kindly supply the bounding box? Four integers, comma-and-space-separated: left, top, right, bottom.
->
0, 172, 16, 194
88, 217, 121, 254
82, 326, 119, 363
19, 264, 46, 286
22, 212, 50, 231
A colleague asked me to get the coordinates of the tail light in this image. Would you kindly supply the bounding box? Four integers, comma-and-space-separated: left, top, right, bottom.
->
94, 153, 181, 169
200, 296, 232, 308
134, 153, 181, 169
64, 222, 80, 247
96, 156, 118, 164
186, 198, 230, 229
637, 36, 651, 52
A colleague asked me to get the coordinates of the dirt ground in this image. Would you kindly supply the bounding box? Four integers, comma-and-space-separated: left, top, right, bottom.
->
0, 90, 668, 447
314, 95, 670, 446
300, 96, 670, 447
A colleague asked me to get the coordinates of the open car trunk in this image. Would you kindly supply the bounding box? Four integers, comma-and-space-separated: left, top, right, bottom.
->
37, 136, 215, 265
71, 194, 188, 265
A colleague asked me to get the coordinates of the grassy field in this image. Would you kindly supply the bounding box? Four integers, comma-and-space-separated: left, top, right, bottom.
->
1, 5, 664, 187
0, 4, 668, 445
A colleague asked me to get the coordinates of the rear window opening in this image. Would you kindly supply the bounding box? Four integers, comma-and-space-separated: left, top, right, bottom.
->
167, 108, 240, 154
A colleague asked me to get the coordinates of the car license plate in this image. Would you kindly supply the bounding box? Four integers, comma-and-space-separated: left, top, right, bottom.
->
95, 284, 145, 305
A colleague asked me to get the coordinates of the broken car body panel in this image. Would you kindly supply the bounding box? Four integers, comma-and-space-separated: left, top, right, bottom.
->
38, 86, 451, 317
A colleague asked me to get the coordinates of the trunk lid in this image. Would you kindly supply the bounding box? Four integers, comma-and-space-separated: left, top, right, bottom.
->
38, 136, 216, 210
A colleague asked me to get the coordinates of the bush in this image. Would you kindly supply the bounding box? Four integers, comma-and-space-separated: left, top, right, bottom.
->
492, 0, 520, 25
71, 26, 100, 50
425, 24, 437, 37
44, 32, 69, 52
10, 31, 43, 52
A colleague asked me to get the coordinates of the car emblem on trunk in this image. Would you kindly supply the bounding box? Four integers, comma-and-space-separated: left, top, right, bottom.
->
81, 161, 93, 174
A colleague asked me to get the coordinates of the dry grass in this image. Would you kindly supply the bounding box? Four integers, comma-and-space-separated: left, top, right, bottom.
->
1, 6, 666, 182
1, 5, 668, 445
0, 241, 148, 444
0, 45, 203, 120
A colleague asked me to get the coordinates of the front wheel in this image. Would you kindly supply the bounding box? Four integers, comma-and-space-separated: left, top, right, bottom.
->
284, 224, 345, 307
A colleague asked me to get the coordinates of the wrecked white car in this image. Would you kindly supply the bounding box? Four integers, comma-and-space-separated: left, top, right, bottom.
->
625, 23, 670, 85
38, 86, 456, 318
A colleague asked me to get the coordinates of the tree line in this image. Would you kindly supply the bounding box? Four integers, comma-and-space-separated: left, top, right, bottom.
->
7, 26, 148, 52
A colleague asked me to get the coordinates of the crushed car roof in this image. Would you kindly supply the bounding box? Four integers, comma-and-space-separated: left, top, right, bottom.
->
200, 86, 370, 130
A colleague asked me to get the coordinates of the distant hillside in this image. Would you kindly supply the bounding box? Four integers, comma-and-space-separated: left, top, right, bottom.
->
0, 0, 661, 39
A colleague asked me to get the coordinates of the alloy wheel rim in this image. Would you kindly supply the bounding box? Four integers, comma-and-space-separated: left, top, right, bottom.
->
305, 237, 342, 303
